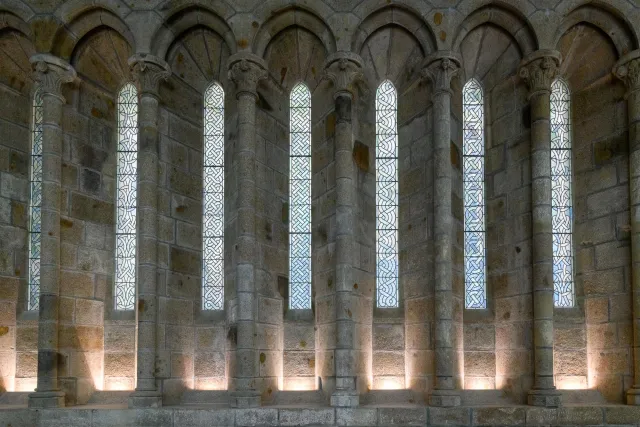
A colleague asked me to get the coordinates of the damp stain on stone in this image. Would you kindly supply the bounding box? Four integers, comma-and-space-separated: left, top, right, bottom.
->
0, 326, 9, 336
440, 30, 447, 41
60, 218, 74, 228
300, 340, 307, 348
176, 205, 187, 213
434, 12, 443, 25
280, 67, 287, 85
238, 39, 249, 49
138, 299, 145, 312
515, 246, 521, 253
252, 21, 259, 29
260, 352, 266, 363
353, 283, 358, 290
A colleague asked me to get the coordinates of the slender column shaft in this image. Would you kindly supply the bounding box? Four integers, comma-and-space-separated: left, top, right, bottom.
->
614, 52, 640, 405
324, 53, 363, 408
128, 54, 170, 408
28, 55, 76, 409
520, 50, 562, 407
423, 54, 461, 407
228, 54, 266, 408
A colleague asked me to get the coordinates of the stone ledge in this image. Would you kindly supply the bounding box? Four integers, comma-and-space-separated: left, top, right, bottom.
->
0, 405, 638, 426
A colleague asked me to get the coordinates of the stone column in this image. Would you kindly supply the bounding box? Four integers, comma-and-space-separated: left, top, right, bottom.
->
127, 54, 170, 408
422, 52, 462, 407
228, 53, 267, 408
27, 54, 76, 409
614, 50, 640, 405
324, 52, 363, 408
519, 50, 562, 407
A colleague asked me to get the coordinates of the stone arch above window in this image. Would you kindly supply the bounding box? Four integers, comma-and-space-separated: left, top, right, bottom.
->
462, 78, 487, 310
202, 82, 225, 311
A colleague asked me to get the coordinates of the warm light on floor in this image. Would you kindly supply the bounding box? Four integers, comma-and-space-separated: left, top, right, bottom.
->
375, 378, 404, 390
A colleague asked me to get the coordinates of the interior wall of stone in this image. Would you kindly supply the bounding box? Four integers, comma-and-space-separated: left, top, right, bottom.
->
557, 23, 631, 402
457, 24, 533, 402
0, 27, 35, 394
260, 25, 330, 396
358, 23, 431, 392
158, 26, 232, 402
57, 27, 131, 404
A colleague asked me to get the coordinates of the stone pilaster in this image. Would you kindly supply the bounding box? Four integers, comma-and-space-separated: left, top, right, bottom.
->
127, 54, 170, 409
519, 50, 562, 407
228, 53, 267, 408
323, 52, 363, 407
422, 52, 462, 407
614, 50, 640, 406
27, 54, 76, 409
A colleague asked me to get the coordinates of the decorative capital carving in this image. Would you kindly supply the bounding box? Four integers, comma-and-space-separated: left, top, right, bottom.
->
227, 53, 267, 99
613, 50, 640, 93
30, 54, 76, 101
519, 50, 561, 95
422, 52, 461, 93
323, 52, 365, 98
128, 54, 171, 96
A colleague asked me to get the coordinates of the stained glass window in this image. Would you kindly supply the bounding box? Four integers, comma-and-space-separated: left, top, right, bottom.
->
27, 88, 43, 311
289, 83, 312, 310
114, 83, 138, 310
202, 83, 225, 310
376, 80, 399, 308
551, 79, 574, 308
463, 79, 487, 309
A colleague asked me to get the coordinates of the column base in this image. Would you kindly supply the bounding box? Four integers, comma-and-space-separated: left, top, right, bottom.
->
429, 389, 461, 407
331, 390, 359, 407
128, 390, 163, 408
528, 389, 562, 407
627, 387, 640, 405
230, 391, 261, 408
28, 390, 65, 408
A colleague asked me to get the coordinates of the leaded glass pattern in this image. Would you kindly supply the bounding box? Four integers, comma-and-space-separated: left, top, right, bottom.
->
551, 79, 574, 308
463, 79, 487, 309
114, 83, 138, 311
376, 80, 399, 308
202, 83, 225, 310
27, 88, 43, 311
289, 83, 312, 310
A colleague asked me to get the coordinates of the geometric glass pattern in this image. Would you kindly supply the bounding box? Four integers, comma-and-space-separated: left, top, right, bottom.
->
376, 80, 399, 308
114, 83, 138, 310
289, 83, 312, 310
202, 82, 225, 310
463, 79, 487, 309
551, 79, 574, 308
27, 88, 43, 311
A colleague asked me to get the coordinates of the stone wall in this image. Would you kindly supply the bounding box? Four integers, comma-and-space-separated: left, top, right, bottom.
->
1, 0, 640, 409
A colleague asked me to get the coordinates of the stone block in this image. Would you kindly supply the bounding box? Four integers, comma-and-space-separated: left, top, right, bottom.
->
196, 327, 226, 351
335, 408, 376, 426
557, 406, 603, 425
429, 406, 470, 425
606, 405, 640, 424
170, 246, 200, 275
70, 193, 114, 225
235, 408, 278, 426
472, 407, 525, 425
279, 408, 335, 426
74, 298, 103, 326
38, 409, 92, 427
171, 352, 194, 378
194, 351, 225, 377
173, 409, 235, 426
373, 323, 404, 350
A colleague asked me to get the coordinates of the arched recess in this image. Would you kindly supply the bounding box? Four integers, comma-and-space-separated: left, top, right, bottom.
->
452, 4, 537, 57
553, 3, 637, 57
51, 7, 135, 62
0, 0, 35, 24
352, 5, 436, 57
253, 7, 336, 58
0, 11, 36, 95
152, 6, 236, 61
556, 21, 629, 401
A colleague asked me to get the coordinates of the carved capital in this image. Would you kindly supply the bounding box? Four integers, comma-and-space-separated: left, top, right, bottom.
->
30, 54, 76, 101
323, 52, 365, 98
227, 53, 267, 98
422, 52, 461, 93
614, 50, 640, 93
519, 50, 561, 95
129, 54, 171, 97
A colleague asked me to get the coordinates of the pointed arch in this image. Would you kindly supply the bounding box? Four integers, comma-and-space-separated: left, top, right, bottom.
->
462, 78, 487, 309
114, 82, 138, 311
376, 79, 399, 309
202, 82, 225, 310
550, 78, 574, 308
27, 87, 43, 311
289, 82, 312, 310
